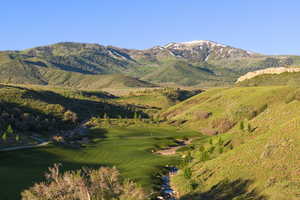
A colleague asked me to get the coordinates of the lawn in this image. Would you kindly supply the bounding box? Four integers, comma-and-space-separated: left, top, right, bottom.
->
0, 126, 199, 200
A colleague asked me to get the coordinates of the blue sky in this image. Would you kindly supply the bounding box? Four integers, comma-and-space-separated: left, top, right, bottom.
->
1, 0, 300, 54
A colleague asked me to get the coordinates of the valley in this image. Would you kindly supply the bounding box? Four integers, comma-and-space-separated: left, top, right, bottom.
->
0, 42, 300, 200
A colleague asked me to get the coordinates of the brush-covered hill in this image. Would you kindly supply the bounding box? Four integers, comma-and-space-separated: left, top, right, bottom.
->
1, 41, 300, 87
160, 86, 300, 199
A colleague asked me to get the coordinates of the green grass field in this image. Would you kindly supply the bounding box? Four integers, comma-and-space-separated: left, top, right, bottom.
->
0, 126, 199, 200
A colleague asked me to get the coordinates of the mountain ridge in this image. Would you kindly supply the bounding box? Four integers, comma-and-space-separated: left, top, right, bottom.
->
1, 40, 300, 88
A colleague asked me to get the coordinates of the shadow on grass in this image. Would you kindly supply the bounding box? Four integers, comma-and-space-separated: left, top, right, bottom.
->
0, 146, 110, 200
180, 179, 267, 200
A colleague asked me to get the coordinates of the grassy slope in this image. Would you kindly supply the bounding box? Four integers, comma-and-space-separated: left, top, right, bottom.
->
160, 86, 300, 200
0, 126, 199, 200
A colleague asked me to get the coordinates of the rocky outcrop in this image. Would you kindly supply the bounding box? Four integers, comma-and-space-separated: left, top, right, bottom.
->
236, 67, 300, 83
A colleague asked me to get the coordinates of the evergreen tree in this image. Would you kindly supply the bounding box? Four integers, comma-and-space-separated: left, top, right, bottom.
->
15, 134, 20, 143
247, 123, 252, 132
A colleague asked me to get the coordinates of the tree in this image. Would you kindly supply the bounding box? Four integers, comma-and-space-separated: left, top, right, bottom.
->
15, 134, 20, 143
133, 112, 138, 120
2, 125, 13, 142
183, 167, 192, 180
6, 124, 14, 135
239, 121, 244, 131
2, 132, 7, 142
247, 123, 252, 132
21, 164, 146, 200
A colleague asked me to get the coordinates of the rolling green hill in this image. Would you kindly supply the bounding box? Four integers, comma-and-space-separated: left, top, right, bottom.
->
159, 86, 300, 200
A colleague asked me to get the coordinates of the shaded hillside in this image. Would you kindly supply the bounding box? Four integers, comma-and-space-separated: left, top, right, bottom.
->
159, 86, 300, 199
0, 84, 146, 144
1, 41, 300, 87
0, 60, 155, 89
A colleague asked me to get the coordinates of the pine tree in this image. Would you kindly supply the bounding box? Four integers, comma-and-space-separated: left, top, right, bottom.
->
247, 123, 252, 132
15, 134, 20, 143
2, 132, 7, 142
103, 113, 108, 119
6, 124, 13, 135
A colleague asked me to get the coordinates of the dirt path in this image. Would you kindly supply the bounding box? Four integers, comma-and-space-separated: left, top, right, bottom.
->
156, 139, 192, 155
0, 141, 50, 152
0, 120, 90, 152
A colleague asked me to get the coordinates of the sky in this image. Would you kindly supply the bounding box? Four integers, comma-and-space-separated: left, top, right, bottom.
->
1, 0, 300, 54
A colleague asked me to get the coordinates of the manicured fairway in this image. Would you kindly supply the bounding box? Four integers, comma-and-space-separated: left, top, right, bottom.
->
0, 126, 199, 200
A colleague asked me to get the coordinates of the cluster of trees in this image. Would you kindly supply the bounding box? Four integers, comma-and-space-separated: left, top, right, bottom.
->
0, 104, 79, 138
21, 164, 146, 200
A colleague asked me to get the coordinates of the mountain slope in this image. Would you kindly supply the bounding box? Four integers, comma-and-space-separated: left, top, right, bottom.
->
1, 41, 300, 87
0, 60, 155, 89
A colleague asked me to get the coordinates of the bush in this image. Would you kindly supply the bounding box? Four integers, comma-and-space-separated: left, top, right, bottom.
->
193, 110, 212, 120
21, 164, 146, 200
63, 110, 78, 123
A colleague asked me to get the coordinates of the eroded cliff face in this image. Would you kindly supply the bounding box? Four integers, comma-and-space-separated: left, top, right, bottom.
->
236, 67, 300, 82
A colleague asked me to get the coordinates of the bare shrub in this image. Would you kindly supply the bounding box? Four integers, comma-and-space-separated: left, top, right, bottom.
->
21, 164, 146, 200
193, 110, 212, 120
63, 110, 78, 123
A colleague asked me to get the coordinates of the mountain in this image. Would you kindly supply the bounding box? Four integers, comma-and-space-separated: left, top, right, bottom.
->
1, 41, 300, 88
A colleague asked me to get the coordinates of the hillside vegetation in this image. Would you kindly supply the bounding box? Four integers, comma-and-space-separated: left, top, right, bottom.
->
0, 84, 146, 147
159, 86, 300, 199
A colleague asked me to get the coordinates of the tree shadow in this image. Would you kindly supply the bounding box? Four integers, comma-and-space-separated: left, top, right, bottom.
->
21, 87, 147, 119
180, 179, 267, 200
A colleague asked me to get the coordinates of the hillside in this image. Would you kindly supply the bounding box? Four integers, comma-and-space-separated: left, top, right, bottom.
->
1, 41, 300, 87
237, 68, 300, 86
0, 84, 148, 147
0, 59, 155, 89
159, 86, 300, 199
